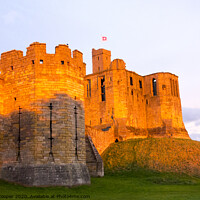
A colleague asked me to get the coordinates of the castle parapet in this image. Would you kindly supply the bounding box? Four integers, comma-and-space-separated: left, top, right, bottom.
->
55, 44, 71, 58
1, 50, 23, 61
26, 42, 46, 56
73, 49, 83, 62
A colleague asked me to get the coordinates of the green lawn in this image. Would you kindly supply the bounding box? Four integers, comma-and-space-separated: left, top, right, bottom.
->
0, 169, 200, 200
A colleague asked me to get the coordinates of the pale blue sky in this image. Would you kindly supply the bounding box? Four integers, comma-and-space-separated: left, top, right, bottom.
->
0, 0, 200, 140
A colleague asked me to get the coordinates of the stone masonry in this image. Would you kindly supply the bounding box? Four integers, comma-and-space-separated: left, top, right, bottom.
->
85, 48, 190, 154
0, 42, 90, 186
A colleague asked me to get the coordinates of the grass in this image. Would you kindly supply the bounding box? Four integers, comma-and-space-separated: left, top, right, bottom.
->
0, 169, 200, 200
102, 138, 200, 177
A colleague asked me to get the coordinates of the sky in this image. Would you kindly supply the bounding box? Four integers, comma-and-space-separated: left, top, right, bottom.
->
0, 0, 200, 141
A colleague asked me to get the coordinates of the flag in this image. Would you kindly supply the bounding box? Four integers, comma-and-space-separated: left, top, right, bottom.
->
102, 36, 107, 41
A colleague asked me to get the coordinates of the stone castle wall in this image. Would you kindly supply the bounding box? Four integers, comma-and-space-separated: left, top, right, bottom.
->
85, 126, 115, 155
0, 42, 90, 186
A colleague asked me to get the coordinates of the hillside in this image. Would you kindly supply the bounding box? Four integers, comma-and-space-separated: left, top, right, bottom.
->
101, 138, 200, 177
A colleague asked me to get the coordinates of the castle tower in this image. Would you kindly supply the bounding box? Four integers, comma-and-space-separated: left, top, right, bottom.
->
0, 43, 90, 186
144, 73, 188, 138
92, 49, 111, 73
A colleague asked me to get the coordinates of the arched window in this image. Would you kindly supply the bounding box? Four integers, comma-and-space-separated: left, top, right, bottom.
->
152, 78, 157, 96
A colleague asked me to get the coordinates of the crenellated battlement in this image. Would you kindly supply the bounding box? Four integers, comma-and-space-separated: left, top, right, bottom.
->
0, 43, 86, 79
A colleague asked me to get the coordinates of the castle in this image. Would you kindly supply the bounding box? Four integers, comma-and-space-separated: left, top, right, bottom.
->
0, 43, 189, 186
85, 48, 190, 154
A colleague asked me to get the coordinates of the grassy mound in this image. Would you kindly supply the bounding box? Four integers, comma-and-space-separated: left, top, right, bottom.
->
102, 138, 200, 177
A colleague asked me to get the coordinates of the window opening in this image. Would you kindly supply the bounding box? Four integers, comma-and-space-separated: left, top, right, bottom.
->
32, 60, 35, 64
87, 79, 91, 97
61, 61, 64, 65
152, 78, 157, 96
139, 80, 142, 88
130, 77, 133, 85
101, 76, 106, 101
162, 85, 166, 90
40, 60, 43, 64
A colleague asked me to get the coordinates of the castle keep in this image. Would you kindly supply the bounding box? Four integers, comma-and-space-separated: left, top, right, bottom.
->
0, 42, 92, 186
85, 48, 190, 153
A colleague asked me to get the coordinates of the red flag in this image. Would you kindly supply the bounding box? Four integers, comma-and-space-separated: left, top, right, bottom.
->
102, 36, 107, 41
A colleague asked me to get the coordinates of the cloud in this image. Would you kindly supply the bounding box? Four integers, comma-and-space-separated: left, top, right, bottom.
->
182, 107, 200, 141
2, 10, 21, 24
185, 119, 200, 134
182, 107, 200, 122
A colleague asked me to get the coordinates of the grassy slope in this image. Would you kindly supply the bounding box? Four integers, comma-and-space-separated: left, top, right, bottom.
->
102, 138, 200, 177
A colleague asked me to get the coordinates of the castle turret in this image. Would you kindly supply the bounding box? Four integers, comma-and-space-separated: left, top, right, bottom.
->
0, 42, 90, 187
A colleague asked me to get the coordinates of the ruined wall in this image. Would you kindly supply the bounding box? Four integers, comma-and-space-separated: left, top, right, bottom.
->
0, 42, 90, 186
144, 73, 188, 138
85, 48, 190, 152
85, 69, 114, 128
